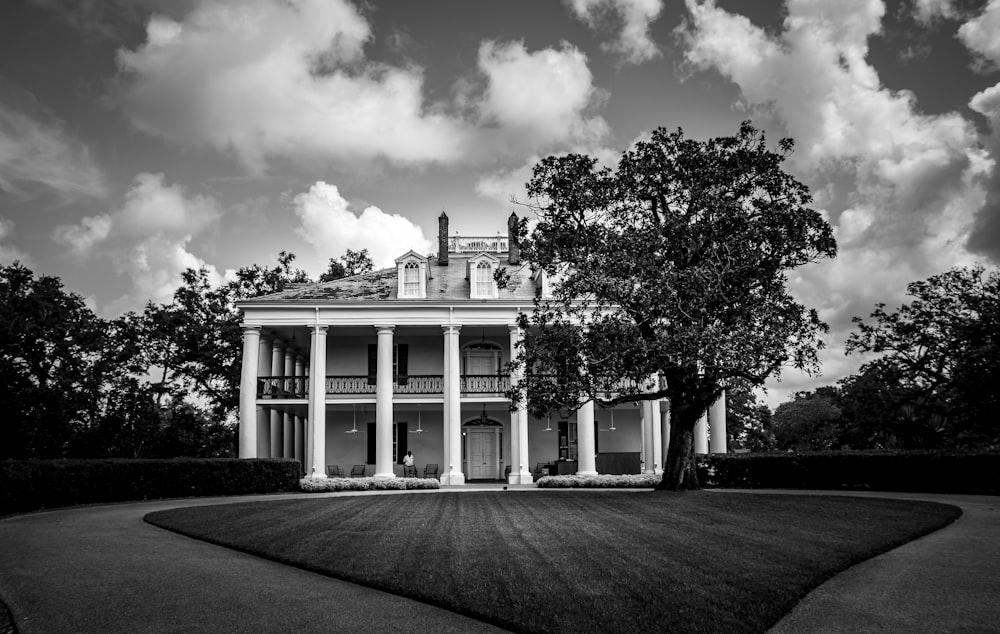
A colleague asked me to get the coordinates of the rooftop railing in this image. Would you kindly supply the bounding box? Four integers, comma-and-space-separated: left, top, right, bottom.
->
449, 235, 509, 253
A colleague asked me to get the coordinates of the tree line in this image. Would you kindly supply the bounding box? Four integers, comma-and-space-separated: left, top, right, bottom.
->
0, 250, 372, 460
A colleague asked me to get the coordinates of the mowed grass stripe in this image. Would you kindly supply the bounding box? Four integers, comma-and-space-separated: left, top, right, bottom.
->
145, 492, 959, 634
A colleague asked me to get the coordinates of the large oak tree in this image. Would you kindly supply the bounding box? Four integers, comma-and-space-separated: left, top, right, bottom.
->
505, 121, 836, 489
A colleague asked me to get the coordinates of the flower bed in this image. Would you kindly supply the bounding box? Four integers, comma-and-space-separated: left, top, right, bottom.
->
299, 476, 440, 493
535, 473, 662, 488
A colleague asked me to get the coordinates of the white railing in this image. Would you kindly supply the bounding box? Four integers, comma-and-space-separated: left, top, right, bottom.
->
449, 236, 509, 253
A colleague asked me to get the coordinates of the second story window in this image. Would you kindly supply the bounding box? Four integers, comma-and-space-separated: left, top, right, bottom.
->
403, 261, 420, 297
475, 261, 493, 297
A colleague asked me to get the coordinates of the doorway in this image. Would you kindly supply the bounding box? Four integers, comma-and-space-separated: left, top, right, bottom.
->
465, 427, 501, 480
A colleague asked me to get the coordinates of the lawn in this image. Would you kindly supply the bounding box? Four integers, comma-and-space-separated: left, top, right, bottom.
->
145, 491, 959, 634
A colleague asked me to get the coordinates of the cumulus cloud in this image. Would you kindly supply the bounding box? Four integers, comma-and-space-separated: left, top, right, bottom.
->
116, 0, 473, 173
0, 101, 107, 202
680, 0, 988, 394
0, 218, 34, 267
958, 0, 1000, 68
477, 41, 610, 154
911, 0, 956, 22
968, 82, 1000, 260
293, 181, 432, 272
567, 0, 664, 64
52, 173, 222, 314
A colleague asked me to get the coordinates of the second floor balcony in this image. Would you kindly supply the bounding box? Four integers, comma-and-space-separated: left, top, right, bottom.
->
257, 374, 512, 399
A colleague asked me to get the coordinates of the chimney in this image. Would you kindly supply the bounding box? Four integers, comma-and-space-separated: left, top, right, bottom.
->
507, 212, 520, 265
438, 211, 449, 266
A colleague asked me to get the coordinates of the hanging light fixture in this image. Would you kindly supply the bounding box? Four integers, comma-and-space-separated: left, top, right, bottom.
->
345, 404, 359, 434
544, 413, 552, 432
479, 403, 490, 425
600, 407, 616, 432
409, 404, 424, 433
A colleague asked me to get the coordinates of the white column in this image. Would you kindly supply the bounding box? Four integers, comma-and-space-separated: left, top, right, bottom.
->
294, 355, 305, 464
441, 326, 451, 484
308, 326, 327, 477
256, 336, 273, 457
375, 326, 396, 478
709, 390, 727, 454
238, 327, 261, 458
577, 400, 597, 475
695, 408, 709, 455
283, 348, 295, 459
651, 399, 663, 474
270, 341, 284, 458
445, 325, 464, 485
507, 325, 532, 484
642, 401, 657, 473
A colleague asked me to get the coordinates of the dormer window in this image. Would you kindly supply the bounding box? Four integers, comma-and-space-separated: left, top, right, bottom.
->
468, 252, 500, 299
395, 251, 428, 299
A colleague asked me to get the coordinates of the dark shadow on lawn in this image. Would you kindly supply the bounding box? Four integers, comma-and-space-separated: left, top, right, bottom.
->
145, 491, 960, 634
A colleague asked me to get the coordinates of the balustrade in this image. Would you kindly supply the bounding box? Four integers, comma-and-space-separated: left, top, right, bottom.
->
461, 374, 511, 393
448, 235, 509, 253
256, 373, 516, 397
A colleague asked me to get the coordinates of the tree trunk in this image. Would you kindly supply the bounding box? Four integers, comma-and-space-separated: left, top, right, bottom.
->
656, 404, 700, 491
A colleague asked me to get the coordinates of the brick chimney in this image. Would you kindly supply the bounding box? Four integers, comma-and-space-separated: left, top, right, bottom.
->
438, 211, 449, 266
507, 212, 520, 265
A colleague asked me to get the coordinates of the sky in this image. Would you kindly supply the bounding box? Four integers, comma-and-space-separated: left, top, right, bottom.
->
1, 0, 999, 408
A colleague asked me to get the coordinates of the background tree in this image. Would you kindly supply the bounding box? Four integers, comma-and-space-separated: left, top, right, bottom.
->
771, 389, 843, 451
505, 121, 836, 489
847, 265, 1000, 448
319, 248, 374, 282
0, 263, 111, 458
725, 382, 776, 452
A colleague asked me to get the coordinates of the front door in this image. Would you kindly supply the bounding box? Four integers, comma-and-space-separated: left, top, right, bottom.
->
468, 430, 498, 479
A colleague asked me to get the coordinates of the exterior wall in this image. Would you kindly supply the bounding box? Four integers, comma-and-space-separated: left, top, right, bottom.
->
322, 406, 446, 477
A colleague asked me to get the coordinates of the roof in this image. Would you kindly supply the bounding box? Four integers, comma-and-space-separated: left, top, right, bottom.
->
242, 254, 537, 303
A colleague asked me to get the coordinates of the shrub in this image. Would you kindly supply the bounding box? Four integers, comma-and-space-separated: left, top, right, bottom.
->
699, 450, 1000, 495
299, 476, 440, 493
536, 473, 661, 488
0, 458, 301, 516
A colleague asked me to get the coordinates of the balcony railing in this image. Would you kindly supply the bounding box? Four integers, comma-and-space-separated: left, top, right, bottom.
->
257, 377, 308, 399
461, 374, 511, 393
449, 235, 508, 253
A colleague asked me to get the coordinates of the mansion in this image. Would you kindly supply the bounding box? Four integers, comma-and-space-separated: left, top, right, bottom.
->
237, 213, 727, 484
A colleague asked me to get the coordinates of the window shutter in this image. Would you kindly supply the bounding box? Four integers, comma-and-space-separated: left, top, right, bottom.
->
396, 344, 409, 385
367, 422, 376, 464
396, 422, 407, 463
367, 344, 377, 386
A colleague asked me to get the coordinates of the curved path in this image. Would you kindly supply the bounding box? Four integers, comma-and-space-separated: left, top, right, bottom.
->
0, 488, 996, 633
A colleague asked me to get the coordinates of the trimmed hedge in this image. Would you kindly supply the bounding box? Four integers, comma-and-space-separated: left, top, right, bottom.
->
299, 476, 440, 492
699, 450, 1000, 495
0, 458, 301, 516
536, 473, 661, 488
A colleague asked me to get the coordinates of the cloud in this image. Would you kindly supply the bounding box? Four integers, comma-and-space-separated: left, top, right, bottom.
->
293, 181, 432, 272
116, 0, 473, 173
958, 0, 1000, 68
0, 218, 34, 267
0, 101, 107, 202
52, 173, 222, 314
680, 0, 988, 395
477, 41, 610, 154
911, 0, 956, 22
567, 0, 664, 64
968, 82, 1000, 260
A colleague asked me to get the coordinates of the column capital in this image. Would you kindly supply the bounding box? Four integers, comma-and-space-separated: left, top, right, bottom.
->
507, 324, 521, 334
240, 325, 262, 334
311, 324, 328, 333
374, 325, 395, 334
442, 324, 461, 334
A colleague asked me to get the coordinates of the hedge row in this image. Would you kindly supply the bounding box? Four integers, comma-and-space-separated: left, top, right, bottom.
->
536, 473, 661, 488
299, 476, 440, 492
0, 458, 302, 516
698, 450, 1000, 495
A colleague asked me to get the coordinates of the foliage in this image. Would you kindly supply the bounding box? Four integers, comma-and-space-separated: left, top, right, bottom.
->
772, 389, 843, 451
0, 458, 300, 515
318, 248, 374, 282
725, 381, 776, 452
506, 121, 836, 489
1, 263, 117, 458
847, 265, 1000, 448
700, 450, 1000, 495
298, 476, 439, 492
535, 473, 661, 487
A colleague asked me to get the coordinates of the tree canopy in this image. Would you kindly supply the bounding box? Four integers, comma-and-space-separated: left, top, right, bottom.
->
506, 121, 837, 489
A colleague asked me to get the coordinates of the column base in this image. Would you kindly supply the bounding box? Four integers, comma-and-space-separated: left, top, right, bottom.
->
576, 470, 598, 477
440, 472, 466, 486
373, 472, 397, 479
307, 471, 327, 479
507, 471, 534, 485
